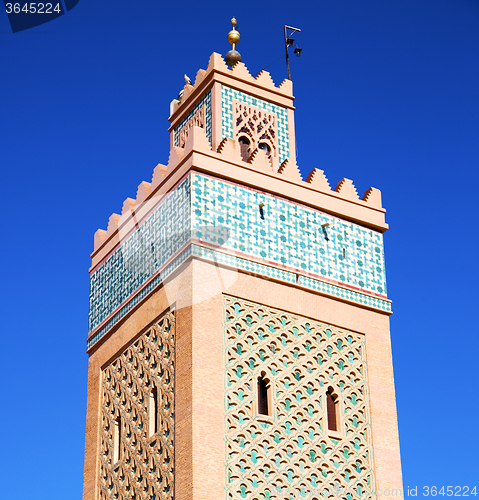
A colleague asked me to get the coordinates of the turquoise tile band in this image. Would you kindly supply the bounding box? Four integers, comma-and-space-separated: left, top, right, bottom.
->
88, 173, 389, 348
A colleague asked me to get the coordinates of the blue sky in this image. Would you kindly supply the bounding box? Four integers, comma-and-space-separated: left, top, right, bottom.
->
1, 0, 478, 498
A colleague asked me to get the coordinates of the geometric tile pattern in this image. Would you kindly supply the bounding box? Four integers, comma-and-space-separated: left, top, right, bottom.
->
224, 297, 376, 500
299, 276, 392, 313
173, 91, 212, 146
88, 176, 191, 333
221, 85, 290, 164
193, 245, 390, 311
191, 244, 297, 284
98, 310, 175, 500
87, 246, 192, 350
191, 173, 387, 297
87, 243, 391, 350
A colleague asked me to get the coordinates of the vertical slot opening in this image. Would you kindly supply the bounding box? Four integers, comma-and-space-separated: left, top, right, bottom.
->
113, 415, 121, 463
259, 203, 265, 220
149, 386, 158, 438
258, 373, 271, 416
326, 388, 339, 432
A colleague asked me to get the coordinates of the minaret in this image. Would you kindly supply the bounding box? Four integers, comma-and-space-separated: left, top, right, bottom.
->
83, 19, 402, 500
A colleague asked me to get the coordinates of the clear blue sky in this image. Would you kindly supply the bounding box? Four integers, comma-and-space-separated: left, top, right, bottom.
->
1, 1, 478, 497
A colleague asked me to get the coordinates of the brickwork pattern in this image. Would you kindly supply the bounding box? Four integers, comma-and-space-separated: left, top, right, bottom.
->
98, 310, 175, 500
224, 297, 376, 500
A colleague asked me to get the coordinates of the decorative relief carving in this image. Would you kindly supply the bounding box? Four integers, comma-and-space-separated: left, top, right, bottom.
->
99, 311, 175, 500
178, 105, 205, 147
224, 297, 376, 500
222, 86, 289, 165
173, 90, 211, 148
233, 100, 279, 170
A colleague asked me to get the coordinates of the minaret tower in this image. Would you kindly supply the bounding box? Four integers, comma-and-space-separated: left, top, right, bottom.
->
83, 19, 402, 500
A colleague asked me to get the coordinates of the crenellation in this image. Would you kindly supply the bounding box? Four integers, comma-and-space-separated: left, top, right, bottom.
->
181, 83, 195, 103
278, 78, 293, 93
254, 69, 276, 88
106, 213, 121, 236
92, 125, 385, 256
135, 181, 151, 205
183, 124, 211, 155
306, 168, 332, 191
216, 136, 242, 162
335, 177, 360, 201
278, 157, 303, 182
166, 146, 185, 172
206, 51, 229, 74
93, 229, 107, 251
121, 197, 135, 216
194, 68, 207, 87
246, 147, 271, 172
151, 162, 168, 188
173, 53, 293, 120
229, 60, 253, 80
362, 186, 382, 208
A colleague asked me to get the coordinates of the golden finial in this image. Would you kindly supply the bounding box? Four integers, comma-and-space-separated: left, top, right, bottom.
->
227, 17, 240, 47
225, 17, 241, 68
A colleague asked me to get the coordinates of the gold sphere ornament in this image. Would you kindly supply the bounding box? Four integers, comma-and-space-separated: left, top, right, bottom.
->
228, 29, 240, 46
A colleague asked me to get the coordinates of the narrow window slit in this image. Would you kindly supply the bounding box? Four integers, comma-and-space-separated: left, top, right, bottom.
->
258, 373, 271, 416
259, 203, 265, 220
113, 415, 121, 463
321, 222, 330, 241
149, 386, 158, 437
326, 387, 339, 432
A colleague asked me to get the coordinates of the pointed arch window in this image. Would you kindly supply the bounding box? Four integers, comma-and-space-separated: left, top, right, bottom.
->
258, 142, 271, 155
238, 136, 251, 162
326, 387, 339, 432
233, 101, 279, 170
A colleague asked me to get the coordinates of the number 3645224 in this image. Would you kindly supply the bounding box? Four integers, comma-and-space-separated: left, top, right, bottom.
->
5, 3, 62, 14
423, 486, 477, 496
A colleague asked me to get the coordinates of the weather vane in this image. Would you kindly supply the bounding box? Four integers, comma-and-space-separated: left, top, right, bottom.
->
284, 25, 302, 80
225, 17, 241, 68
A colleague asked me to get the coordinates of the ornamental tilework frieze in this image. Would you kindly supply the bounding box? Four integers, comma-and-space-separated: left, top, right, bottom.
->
191, 174, 387, 297
173, 91, 212, 146
88, 177, 191, 333
221, 85, 290, 164
224, 297, 376, 500
88, 172, 389, 349
87, 245, 192, 350
191, 245, 297, 284
99, 311, 175, 500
